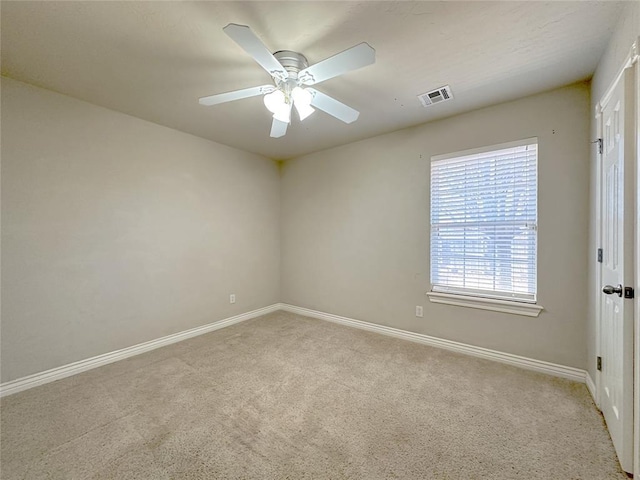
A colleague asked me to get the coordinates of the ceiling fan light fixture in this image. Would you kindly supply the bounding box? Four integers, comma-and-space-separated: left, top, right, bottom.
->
291, 86, 312, 106
295, 102, 315, 121
263, 89, 286, 114
291, 86, 315, 121
272, 102, 292, 123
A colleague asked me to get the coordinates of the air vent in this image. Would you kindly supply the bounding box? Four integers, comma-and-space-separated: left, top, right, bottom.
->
418, 85, 453, 107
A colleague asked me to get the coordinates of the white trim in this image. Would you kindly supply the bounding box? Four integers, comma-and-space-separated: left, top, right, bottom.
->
0, 304, 282, 398
634, 50, 640, 477
426, 291, 543, 317
586, 372, 599, 408
595, 97, 604, 414
596, 37, 639, 115
431, 137, 538, 162
281, 304, 585, 383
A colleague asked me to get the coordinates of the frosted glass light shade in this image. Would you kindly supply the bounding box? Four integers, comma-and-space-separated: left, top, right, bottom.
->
292, 87, 315, 121
263, 90, 286, 114
273, 102, 292, 123
294, 102, 315, 121
292, 87, 312, 106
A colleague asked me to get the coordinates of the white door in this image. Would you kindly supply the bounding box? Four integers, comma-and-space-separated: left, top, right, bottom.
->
600, 67, 635, 473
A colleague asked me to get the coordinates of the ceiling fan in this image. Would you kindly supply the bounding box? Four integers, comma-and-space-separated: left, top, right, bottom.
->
198, 24, 376, 138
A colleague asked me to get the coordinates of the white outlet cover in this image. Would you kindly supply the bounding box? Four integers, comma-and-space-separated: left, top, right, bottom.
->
416, 306, 423, 317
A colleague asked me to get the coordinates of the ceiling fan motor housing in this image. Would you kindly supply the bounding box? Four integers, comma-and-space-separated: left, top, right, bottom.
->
273, 50, 308, 80
273, 51, 310, 99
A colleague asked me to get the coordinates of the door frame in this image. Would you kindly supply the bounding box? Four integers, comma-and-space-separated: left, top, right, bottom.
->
634, 44, 640, 477
594, 37, 639, 474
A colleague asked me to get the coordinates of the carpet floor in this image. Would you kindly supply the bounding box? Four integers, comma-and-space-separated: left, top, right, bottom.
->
0, 311, 628, 479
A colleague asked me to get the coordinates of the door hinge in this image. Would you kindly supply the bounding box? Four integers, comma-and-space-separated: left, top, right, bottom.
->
593, 138, 603, 154
597, 356, 602, 371
597, 248, 603, 263
624, 287, 634, 299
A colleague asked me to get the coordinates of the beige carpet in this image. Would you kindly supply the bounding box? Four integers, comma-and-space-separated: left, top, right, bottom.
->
0, 311, 628, 479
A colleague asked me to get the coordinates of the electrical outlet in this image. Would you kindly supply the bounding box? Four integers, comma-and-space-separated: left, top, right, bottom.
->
230, 294, 236, 304
415, 306, 423, 318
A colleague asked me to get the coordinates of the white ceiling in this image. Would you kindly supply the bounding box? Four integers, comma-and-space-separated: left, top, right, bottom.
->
1, 1, 623, 160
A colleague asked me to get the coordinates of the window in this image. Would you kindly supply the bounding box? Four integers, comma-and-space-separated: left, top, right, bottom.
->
429, 138, 538, 307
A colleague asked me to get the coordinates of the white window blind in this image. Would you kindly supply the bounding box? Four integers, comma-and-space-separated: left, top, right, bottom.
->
430, 138, 538, 302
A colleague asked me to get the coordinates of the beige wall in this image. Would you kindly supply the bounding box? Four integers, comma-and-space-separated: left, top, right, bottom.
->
0, 62, 609, 382
587, 3, 640, 380
281, 84, 591, 368
1, 78, 280, 382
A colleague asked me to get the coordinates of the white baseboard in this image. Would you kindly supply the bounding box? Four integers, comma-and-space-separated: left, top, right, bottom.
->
0, 304, 281, 398
1, 302, 587, 397
586, 372, 598, 407
281, 304, 587, 383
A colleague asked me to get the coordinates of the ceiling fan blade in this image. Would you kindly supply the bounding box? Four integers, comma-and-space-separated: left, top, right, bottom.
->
198, 85, 275, 106
270, 118, 288, 138
308, 89, 360, 124
223, 24, 288, 82
298, 43, 375, 86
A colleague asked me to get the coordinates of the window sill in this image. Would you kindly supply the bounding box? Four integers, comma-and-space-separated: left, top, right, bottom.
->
426, 292, 544, 317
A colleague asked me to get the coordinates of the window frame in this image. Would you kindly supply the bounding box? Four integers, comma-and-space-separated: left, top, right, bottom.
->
427, 138, 543, 317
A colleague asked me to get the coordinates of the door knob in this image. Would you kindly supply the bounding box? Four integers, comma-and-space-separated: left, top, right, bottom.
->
602, 284, 623, 297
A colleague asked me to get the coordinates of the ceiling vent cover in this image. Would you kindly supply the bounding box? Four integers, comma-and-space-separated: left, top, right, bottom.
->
418, 85, 453, 107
